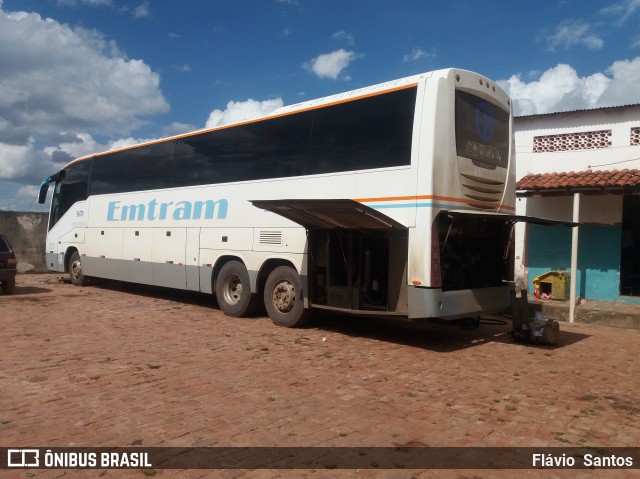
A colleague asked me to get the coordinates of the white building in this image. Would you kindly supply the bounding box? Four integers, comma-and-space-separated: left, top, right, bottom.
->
514, 104, 640, 305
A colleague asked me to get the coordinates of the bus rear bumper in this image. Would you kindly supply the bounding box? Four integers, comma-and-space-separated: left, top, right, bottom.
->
407, 284, 511, 320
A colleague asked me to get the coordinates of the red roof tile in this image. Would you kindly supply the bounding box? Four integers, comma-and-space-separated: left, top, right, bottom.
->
516, 169, 640, 192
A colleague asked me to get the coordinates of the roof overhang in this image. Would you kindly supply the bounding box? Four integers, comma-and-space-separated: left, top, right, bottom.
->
516, 186, 638, 198
250, 199, 407, 230
516, 169, 640, 197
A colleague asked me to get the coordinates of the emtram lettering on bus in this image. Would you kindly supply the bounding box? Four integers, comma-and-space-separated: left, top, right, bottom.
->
106, 199, 228, 221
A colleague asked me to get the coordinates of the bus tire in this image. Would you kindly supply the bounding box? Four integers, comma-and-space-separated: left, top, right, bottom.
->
68, 251, 86, 286
264, 266, 309, 328
215, 260, 258, 317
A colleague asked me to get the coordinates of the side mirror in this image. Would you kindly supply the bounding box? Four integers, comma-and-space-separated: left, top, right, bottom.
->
38, 182, 49, 204
37, 170, 65, 204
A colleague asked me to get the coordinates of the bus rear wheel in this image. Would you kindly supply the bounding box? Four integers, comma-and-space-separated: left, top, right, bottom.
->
264, 266, 309, 328
68, 251, 86, 286
215, 260, 258, 317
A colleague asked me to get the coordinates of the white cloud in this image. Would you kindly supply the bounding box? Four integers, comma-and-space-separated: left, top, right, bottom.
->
498, 58, 640, 116
599, 57, 640, 105
0, 141, 48, 182
600, 0, 640, 24
402, 47, 435, 63
108, 136, 158, 150
56, 0, 114, 6
304, 49, 363, 80
0, 10, 169, 135
42, 132, 102, 160
543, 20, 603, 51
163, 122, 198, 137
16, 184, 40, 202
172, 64, 192, 73
332, 30, 355, 46
0, 180, 50, 212
133, 1, 149, 18
47, 131, 165, 159
205, 98, 284, 128
0, 4, 168, 191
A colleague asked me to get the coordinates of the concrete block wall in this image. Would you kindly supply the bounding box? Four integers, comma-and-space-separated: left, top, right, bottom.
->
0, 211, 48, 273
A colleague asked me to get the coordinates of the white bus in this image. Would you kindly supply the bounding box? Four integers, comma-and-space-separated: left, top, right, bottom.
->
39, 68, 521, 328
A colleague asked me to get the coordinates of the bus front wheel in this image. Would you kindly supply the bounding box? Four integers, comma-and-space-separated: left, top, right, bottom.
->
215, 260, 258, 317
68, 251, 86, 286
264, 266, 309, 328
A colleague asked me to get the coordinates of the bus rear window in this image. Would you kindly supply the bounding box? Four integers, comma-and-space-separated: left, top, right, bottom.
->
454, 90, 509, 168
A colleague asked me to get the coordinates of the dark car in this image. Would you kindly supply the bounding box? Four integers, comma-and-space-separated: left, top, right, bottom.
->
0, 234, 17, 294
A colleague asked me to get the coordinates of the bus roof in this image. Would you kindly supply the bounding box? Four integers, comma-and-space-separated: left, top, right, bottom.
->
62, 69, 445, 170
271, 71, 428, 115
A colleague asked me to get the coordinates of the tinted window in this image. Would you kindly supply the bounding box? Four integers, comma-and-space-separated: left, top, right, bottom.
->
0, 236, 9, 253
128, 141, 177, 190
62, 161, 90, 204
309, 87, 415, 173
50, 160, 91, 228
173, 127, 236, 186
174, 111, 313, 184
91, 141, 175, 195
89, 86, 416, 195
91, 151, 130, 195
234, 111, 313, 179
455, 90, 509, 168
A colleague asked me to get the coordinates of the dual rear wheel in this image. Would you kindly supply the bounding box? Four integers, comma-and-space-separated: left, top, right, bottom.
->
215, 261, 308, 327
67, 253, 308, 328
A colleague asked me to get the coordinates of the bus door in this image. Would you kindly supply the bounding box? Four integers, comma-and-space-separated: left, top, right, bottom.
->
251, 199, 409, 314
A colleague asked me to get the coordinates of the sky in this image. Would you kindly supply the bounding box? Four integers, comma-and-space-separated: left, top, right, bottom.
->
2, 0, 640, 211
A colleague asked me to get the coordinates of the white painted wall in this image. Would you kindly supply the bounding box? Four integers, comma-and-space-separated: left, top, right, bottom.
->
513, 105, 640, 290
515, 106, 640, 176
520, 195, 622, 225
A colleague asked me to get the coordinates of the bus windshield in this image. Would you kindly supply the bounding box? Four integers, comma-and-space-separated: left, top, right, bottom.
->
47, 161, 90, 230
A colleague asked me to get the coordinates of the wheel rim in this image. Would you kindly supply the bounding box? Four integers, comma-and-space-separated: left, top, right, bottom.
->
222, 274, 243, 305
71, 259, 82, 280
272, 279, 295, 313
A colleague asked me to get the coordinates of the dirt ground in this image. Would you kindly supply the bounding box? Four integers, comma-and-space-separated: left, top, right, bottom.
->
1, 274, 638, 479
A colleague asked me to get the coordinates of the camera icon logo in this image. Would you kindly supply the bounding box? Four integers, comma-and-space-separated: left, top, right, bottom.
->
7, 449, 40, 467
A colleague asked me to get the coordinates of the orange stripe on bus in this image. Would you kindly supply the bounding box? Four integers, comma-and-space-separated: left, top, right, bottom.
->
356, 195, 516, 212
355, 194, 435, 202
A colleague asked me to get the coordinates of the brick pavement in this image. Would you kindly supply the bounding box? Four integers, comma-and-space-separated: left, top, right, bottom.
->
0, 274, 639, 479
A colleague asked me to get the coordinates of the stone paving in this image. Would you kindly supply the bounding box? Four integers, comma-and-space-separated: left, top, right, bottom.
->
1, 274, 639, 479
